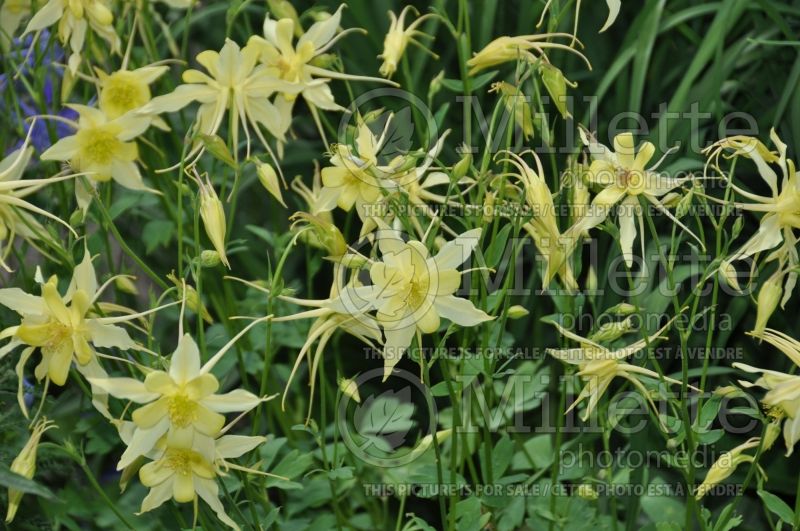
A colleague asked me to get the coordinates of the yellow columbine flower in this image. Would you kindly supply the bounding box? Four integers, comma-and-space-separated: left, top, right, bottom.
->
377, 6, 438, 78
368, 227, 494, 379
320, 121, 392, 212
320, 116, 451, 235
705, 130, 799, 330
734, 328, 800, 456
137, 430, 268, 530
0, 0, 30, 50
96, 65, 170, 126
41, 104, 155, 208
248, 4, 396, 131
500, 150, 576, 290
0, 133, 78, 272
0, 250, 160, 417
89, 331, 268, 470
565, 130, 700, 267
547, 314, 693, 422
23, 0, 120, 73
0, 251, 167, 416
467, 32, 590, 75
139, 39, 299, 162
5, 418, 56, 524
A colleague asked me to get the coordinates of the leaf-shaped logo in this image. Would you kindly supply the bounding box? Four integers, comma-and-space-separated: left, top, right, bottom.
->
375, 108, 414, 162
353, 387, 416, 453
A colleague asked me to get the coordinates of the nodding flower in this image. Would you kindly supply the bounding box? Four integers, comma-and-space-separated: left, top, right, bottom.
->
734, 328, 800, 456
467, 32, 591, 76
704, 130, 799, 333
377, 6, 438, 79
547, 311, 699, 426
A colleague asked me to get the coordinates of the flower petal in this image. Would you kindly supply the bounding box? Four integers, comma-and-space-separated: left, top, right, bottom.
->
170, 334, 201, 383
200, 389, 262, 413
214, 435, 266, 459
434, 295, 494, 326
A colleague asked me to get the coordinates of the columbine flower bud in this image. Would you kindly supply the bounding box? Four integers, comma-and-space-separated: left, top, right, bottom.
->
586, 264, 598, 294
6, 419, 56, 523
491, 82, 533, 139
675, 187, 695, 219
428, 70, 444, 101
256, 162, 286, 207
198, 178, 230, 269
731, 215, 744, 240
540, 63, 575, 119
577, 484, 598, 500
754, 273, 783, 335
482, 191, 496, 224
338, 377, 361, 403
713, 385, 743, 398
267, 0, 302, 35
569, 165, 590, 223
167, 273, 213, 323
606, 302, 639, 316
589, 317, 634, 344
199, 250, 222, 268
452, 151, 472, 180
507, 305, 529, 319
718, 261, 742, 292
69, 209, 84, 228
291, 212, 347, 258
763, 419, 782, 451
115, 276, 139, 296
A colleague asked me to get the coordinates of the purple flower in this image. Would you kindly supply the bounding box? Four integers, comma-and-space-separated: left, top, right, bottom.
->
1, 30, 79, 153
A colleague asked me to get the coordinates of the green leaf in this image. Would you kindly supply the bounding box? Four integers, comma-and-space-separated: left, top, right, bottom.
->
0, 464, 57, 500
757, 490, 795, 525
485, 224, 512, 269
354, 388, 416, 452
265, 450, 314, 490
142, 219, 174, 254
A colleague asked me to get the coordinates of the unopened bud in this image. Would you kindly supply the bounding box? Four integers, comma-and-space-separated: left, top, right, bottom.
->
291, 212, 347, 257
338, 377, 361, 403
256, 162, 286, 207
675, 189, 694, 219
576, 483, 598, 500
507, 305, 529, 319
6, 419, 56, 523
754, 274, 783, 335
606, 302, 639, 316
199, 250, 221, 268
115, 276, 139, 296
452, 151, 472, 180
482, 191, 496, 223
718, 261, 742, 292
267, 0, 302, 35
763, 419, 781, 451
540, 63, 574, 119
589, 317, 634, 344
168, 272, 213, 323
198, 179, 230, 268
